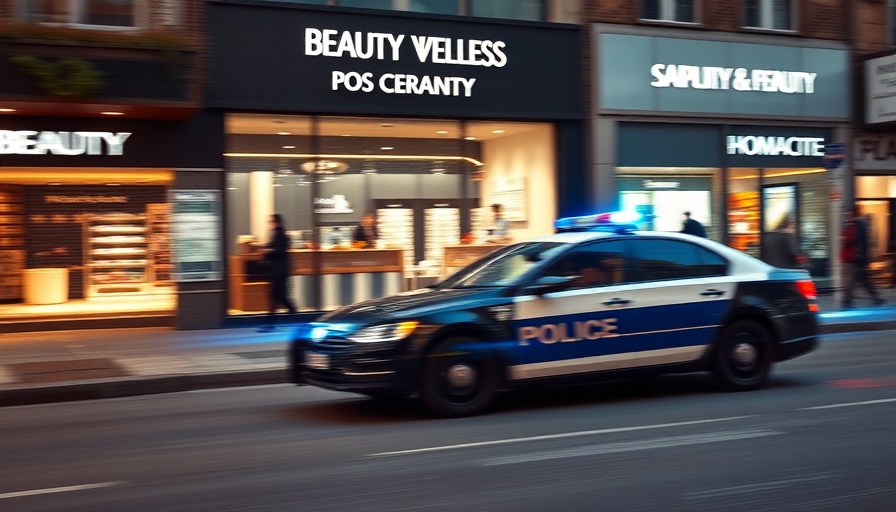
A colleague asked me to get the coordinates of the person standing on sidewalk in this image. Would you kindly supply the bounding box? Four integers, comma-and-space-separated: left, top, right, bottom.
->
258, 213, 297, 332
680, 211, 707, 238
840, 205, 885, 308
763, 216, 802, 269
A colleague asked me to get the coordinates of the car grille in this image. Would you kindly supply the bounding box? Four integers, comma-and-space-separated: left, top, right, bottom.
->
310, 335, 353, 350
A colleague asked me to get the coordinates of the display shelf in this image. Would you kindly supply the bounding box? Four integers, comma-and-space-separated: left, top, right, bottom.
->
0, 186, 24, 300
84, 213, 150, 296
424, 208, 460, 275
377, 208, 415, 273
147, 203, 172, 285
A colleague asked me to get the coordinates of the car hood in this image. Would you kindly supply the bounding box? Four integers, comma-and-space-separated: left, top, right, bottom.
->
318, 287, 507, 325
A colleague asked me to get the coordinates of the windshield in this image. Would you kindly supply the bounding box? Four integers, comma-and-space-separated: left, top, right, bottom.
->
439, 242, 569, 289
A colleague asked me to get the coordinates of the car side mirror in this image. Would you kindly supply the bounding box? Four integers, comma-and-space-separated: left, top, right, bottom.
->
523, 275, 574, 296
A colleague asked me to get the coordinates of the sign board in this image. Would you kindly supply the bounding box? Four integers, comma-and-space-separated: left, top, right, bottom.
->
492, 177, 527, 222
171, 190, 222, 282
823, 142, 845, 170
865, 52, 896, 124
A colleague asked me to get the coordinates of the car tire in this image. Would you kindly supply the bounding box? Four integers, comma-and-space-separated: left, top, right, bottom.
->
420, 336, 499, 417
712, 320, 773, 391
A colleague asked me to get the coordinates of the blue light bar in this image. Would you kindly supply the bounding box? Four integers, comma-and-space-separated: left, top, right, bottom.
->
554, 211, 643, 233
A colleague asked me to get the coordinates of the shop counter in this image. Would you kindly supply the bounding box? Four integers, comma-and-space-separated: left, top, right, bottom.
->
229, 249, 404, 313
23, 268, 69, 305
442, 244, 505, 278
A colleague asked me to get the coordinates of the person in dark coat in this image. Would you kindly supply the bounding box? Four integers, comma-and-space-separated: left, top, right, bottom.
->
352, 212, 379, 248
258, 213, 296, 332
840, 205, 885, 308
680, 211, 707, 238
762, 216, 801, 268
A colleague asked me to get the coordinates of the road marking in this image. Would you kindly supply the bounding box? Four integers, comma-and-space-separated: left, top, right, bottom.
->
800, 397, 896, 410
0, 482, 122, 500
683, 472, 838, 500
483, 428, 782, 466
368, 416, 755, 457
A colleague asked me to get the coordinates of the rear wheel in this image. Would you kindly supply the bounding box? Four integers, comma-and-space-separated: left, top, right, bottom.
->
712, 320, 773, 391
420, 336, 499, 417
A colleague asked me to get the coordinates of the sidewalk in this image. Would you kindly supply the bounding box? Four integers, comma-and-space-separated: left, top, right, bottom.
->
1, 291, 894, 407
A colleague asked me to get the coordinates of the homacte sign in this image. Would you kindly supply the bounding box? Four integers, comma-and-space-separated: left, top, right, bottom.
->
651, 64, 816, 94
0, 131, 131, 156
305, 28, 508, 97
726, 135, 825, 157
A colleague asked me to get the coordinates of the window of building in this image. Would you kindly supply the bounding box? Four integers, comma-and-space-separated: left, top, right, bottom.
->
642, 0, 697, 23
744, 0, 794, 31
469, 0, 544, 21
19, 0, 138, 28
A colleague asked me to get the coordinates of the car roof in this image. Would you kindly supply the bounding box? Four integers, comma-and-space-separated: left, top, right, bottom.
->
520, 230, 773, 275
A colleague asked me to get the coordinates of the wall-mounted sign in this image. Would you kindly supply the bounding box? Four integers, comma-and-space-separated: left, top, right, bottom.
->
650, 65, 816, 94
492, 177, 527, 222
0, 131, 131, 156
865, 53, 896, 125
642, 180, 680, 189
597, 32, 849, 119
854, 134, 896, 171
171, 190, 222, 282
726, 135, 825, 157
305, 28, 506, 98
314, 194, 354, 214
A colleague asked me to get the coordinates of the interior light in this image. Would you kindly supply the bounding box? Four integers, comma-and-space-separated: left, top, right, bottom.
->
381, 146, 394, 150
341, 134, 353, 137
0, 108, 16, 113
492, 129, 505, 134
436, 130, 448, 134
106, 183, 121, 186
101, 111, 124, 116
277, 131, 290, 136
464, 136, 476, 141
47, 182, 62, 186
224, 152, 485, 167
283, 145, 296, 149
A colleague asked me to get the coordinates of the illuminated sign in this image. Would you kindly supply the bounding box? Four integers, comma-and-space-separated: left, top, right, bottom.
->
314, 194, 354, 214
0, 131, 131, 156
643, 180, 681, 189
726, 135, 825, 157
650, 64, 816, 94
305, 28, 508, 97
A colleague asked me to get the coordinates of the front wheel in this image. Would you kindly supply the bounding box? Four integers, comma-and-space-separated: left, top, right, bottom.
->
712, 320, 773, 391
420, 337, 499, 417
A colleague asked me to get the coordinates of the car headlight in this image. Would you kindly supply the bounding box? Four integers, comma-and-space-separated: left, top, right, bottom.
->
348, 321, 419, 343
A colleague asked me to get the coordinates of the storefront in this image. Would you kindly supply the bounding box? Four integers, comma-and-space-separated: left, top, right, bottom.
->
208, 1, 585, 318
0, 114, 225, 332
591, 26, 851, 287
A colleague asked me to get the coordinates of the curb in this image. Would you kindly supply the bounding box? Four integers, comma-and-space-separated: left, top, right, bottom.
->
0, 368, 290, 408
820, 321, 896, 335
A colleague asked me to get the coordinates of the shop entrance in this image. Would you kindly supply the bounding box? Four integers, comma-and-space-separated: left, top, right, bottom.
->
0, 169, 175, 328
857, 199, 895, 288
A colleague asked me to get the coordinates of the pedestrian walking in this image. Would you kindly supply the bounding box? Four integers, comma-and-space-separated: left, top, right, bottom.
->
840, 205, 885, 308
680, 211, 707, 238
258, 213, 297, 332
763, 216, 801, 268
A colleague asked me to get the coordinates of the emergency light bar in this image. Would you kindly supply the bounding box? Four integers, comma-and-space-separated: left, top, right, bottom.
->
554, 211, 643, 233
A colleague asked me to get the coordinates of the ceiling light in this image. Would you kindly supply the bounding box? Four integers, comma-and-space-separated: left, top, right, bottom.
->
341, 134, 353, 137
380, 146, 394, 150
436, 130, 448, 134
101, 111, 124, 116
277, 131, 290, 136
464, 136, 476, 141
106, 183, 121, 186
431, 168, 445, 175
283, 145, 296, 149
0, 108, 16, 113
492, 129, 505, 134
47, 182, 62, 186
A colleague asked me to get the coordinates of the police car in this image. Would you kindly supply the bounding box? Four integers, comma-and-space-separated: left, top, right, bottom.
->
289, 212, 819, 417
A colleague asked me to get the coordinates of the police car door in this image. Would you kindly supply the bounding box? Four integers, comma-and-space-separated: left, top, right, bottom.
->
623, 237, 733, 366
511, 239, 642, 380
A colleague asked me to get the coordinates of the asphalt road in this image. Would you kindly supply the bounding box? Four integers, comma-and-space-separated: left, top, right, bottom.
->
2, 331, 895, 512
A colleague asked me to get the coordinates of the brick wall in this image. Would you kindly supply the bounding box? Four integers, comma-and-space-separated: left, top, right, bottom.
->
855, 1, 891, 54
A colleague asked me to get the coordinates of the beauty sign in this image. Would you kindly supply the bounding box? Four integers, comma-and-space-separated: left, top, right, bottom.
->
304, 28, 508, 97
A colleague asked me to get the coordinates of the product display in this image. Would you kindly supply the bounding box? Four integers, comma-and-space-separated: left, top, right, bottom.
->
0, 186, 24, 300
424, 208, 460, 275
377, 208, 415, 272
85, 213, 149, 295
147, 203, 172, 285
728, 192, 760, 257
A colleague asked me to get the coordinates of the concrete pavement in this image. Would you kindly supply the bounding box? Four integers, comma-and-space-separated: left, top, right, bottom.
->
1, 291, 894, 407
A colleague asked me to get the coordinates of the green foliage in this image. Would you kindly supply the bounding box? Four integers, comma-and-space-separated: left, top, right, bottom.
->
10, 55, 104, 97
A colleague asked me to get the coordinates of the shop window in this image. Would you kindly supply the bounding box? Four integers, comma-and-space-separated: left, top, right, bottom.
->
18, 0, 139, 28
889, 0, 896, 46
728, 168, 761, 259
540, 241, 628, 290
641, 0, 698, 24
469, 0, 544, 21
744, 0, 794, 31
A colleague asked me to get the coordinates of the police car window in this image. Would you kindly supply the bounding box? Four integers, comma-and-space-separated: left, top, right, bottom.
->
630, 239, 727, 282
441, 242, 568, 288
540, 240, 627, 289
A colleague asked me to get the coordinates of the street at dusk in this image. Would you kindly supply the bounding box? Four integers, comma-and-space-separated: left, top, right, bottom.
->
2, 330, 894, 511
